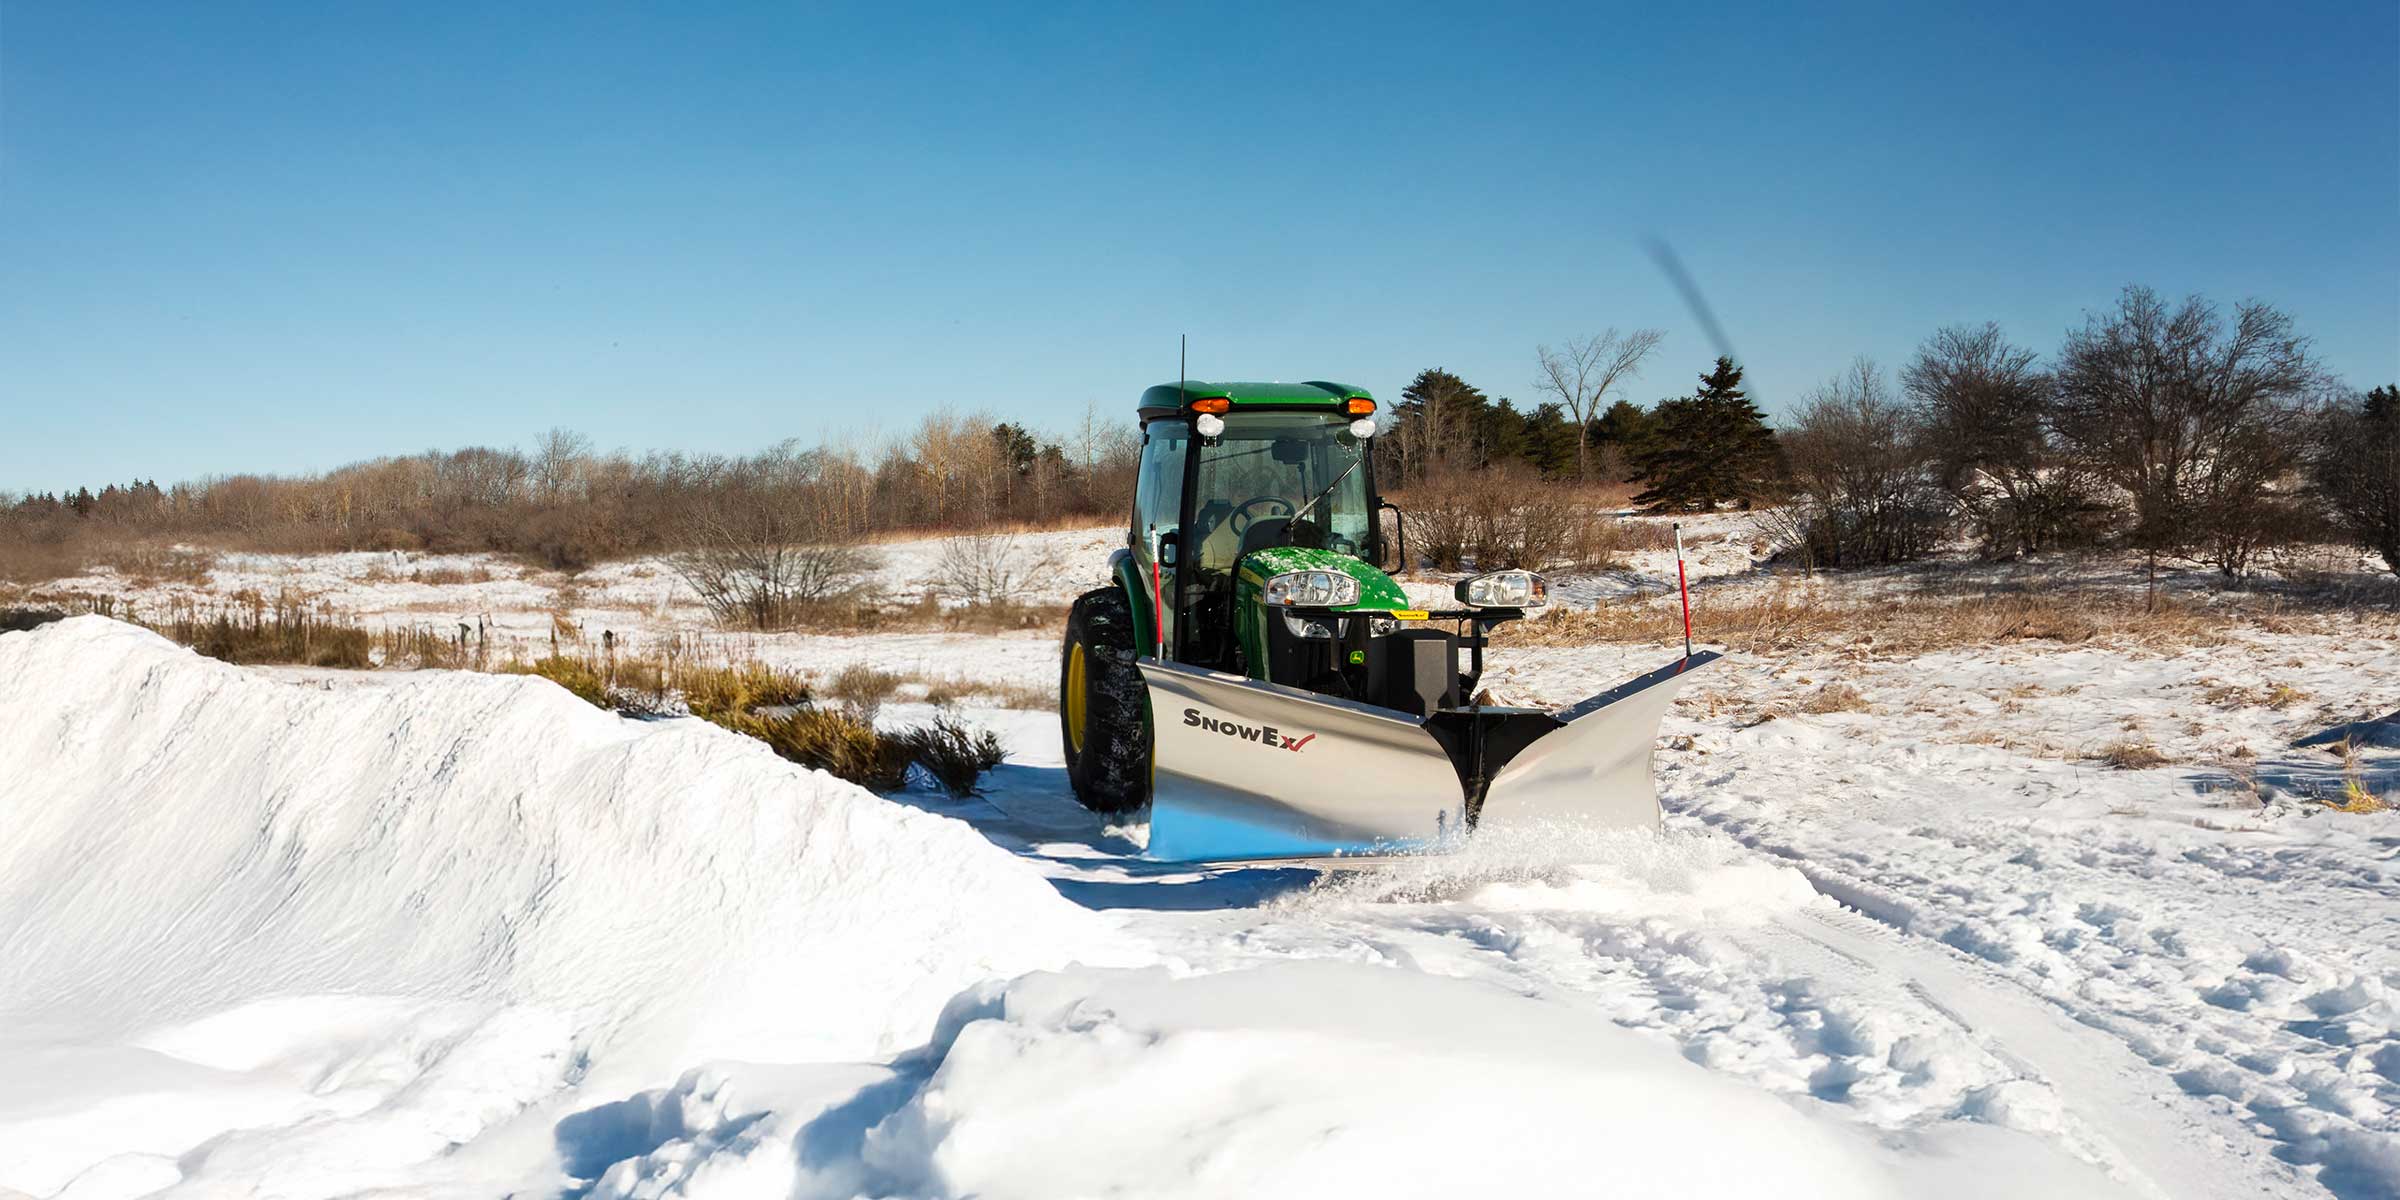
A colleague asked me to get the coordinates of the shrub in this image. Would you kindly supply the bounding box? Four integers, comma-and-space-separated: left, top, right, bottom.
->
935, 531, 1062, 606
677, 659, 812, 723
1406, 464, 1578, 572
1769, 359, 1951, 569
0, 607, 68, 633
507, 655, 610, 708
674, 539, 880, 630
732, 706, 913, 791
154, 593, 375, 668
827, 663, 906, 717
1568, 512, 1675, 572
101, 544, 216, 586
892, 715, 1008, 797
381, 624, 477, 669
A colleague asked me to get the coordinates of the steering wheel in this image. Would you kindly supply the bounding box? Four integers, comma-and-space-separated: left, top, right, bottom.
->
1228, 496, 1295, 537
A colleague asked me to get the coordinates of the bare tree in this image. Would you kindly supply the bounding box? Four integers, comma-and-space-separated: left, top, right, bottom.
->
1903, 324, 2104, 556
935, 530, 1063, 606
531, 427, 593, 506
2309, 385, 2400, 577
1775, 358, 1950, 568
2054, 287, 2318, 593
1535, 329, 1664, 483
668, 447, 880, 628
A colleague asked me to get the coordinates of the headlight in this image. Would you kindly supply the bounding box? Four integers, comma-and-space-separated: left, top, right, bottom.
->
1263, 569, 1361, 608
1455, 569, 1547, 609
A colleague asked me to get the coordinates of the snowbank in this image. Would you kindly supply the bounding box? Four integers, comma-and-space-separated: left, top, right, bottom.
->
587, 962, 2130, 1200
0, 618, 1133, 1196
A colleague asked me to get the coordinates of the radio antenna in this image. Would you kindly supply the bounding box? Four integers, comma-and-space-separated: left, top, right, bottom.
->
1178, 334, 1187, 404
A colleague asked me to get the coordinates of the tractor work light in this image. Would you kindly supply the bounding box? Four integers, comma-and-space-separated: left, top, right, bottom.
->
1344, 397, 1375, 415
1456, 569, 1548, 609
1262, 569, 1361, 608
1348, 418, 1376, 439
1195, 413, 1226, 438
1190, 397, 1231, 414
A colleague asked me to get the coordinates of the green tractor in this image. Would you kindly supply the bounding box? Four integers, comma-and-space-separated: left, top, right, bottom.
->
1059, 380, 1713, 863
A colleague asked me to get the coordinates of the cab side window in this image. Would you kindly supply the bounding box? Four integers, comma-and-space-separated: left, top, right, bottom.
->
1134, 420, 1189, 542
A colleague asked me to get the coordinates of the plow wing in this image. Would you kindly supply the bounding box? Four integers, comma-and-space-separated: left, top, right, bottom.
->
1140, 651, 1720, 863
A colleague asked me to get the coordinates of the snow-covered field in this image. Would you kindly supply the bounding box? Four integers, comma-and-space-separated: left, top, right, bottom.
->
4, 524, 2398, 1198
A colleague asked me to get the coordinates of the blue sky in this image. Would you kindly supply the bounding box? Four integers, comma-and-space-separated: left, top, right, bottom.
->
3, 2, 2394, 491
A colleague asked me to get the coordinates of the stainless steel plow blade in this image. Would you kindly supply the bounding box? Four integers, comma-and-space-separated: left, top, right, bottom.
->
1139, 652, 1720, 863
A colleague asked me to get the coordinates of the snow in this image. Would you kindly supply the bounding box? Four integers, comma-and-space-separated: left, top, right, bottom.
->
0, 618, 1134, 1197
5, 518, 2398, 1199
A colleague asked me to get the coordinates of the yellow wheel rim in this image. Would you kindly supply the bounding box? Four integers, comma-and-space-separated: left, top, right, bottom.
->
1064, 642, 1088, 754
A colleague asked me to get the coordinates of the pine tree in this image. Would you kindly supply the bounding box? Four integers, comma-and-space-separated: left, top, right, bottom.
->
1594, 399, 1657, 454
1388, 369, 1492, 483
1631, 358, 1785, 511
1520, 402, 1582, 477
1474, 398, 1528, 467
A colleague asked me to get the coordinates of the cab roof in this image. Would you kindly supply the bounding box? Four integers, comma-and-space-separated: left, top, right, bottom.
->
1137, 379, 1371, 418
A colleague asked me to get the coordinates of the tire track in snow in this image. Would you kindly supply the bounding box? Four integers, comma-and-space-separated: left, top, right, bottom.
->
1780, 905, 2304, 1200
1685, 783, 2398, 1199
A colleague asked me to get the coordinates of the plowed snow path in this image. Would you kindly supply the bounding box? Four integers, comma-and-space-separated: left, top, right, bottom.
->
909, 690, 2393, 1200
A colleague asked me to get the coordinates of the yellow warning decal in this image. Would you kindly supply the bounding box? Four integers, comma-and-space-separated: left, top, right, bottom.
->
1391, 609, 1429, 621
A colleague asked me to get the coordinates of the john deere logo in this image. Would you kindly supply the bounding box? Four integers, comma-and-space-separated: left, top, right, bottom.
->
1183, 707, 1316, 752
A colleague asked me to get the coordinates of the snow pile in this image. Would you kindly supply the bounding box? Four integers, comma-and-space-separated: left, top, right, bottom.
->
587, 962, 2129, 1200
0, 617, 1133, 1196
1298, 823, 1824, 922
1258, 829, 2069, 1141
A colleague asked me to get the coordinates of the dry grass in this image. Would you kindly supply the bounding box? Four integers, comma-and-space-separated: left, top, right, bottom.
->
2318, 740, 2394, 814
673, 659, 813, 722
506, 655, 610, 707
146, 592, 375, 669
2326, 778, 2391, 813
2198, 680, 2310, 710
826, 663, 906, 717
0, 539, 82, 585
1499, 584, 2309, 658
412, 565, 496, 586
726, 706, 914, 790
1797, 682, 1870, 714
921, 675, 1054, 711
101, 544, 217, 587
2097, 740, 2170, 770
492, 641, 1000, 794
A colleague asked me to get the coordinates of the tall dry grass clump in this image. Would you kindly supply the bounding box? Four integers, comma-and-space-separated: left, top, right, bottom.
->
728, 707, 915, 792
153, 592, 374, 668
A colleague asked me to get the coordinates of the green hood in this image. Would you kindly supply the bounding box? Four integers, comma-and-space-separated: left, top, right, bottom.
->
1229, 545, 1411, 685
1236, 545, 1410, 611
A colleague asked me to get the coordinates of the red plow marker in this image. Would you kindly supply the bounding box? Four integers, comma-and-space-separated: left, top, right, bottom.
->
1674, 522, 1693, 666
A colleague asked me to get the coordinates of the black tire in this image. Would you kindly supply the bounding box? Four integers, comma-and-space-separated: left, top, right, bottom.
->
1060, 586, 1150, 814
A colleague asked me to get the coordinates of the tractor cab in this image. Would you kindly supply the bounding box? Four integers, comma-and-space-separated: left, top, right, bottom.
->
1166, 404, 1385, 678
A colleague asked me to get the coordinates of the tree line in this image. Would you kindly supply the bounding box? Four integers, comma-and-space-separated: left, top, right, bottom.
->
2, 410, 1140, 580
1377, 286, 2397, 579
8, 282, 2395, 584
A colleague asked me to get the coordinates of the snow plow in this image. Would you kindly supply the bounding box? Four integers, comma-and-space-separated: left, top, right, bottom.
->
1059, 380, 1715, 862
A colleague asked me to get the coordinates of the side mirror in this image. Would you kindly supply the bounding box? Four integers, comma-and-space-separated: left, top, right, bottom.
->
1377, 500, 1407, 573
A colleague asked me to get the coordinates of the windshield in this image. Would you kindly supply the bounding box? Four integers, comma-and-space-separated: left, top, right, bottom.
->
1189, 412, 1372, 574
